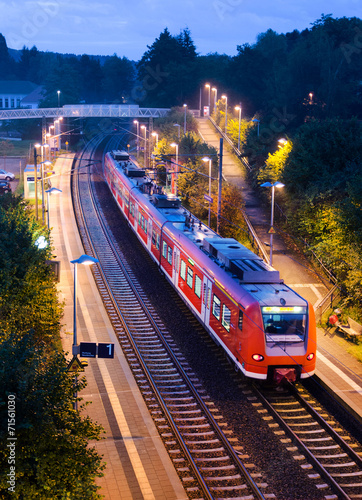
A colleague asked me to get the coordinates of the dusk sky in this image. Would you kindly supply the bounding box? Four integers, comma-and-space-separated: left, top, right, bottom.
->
1, 0, 361, 61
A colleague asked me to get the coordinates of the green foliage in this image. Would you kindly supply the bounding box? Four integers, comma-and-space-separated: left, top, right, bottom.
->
0, 331, 105, 499
0, 195, 62, 342
101, 55, 135, 103
227, 117, 255, 151
0, 194, 105, 497
137, 28, 198, 107
258, 140, 293, 184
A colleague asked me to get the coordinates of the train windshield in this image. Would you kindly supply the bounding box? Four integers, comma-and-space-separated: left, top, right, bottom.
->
261, 306, 307, 343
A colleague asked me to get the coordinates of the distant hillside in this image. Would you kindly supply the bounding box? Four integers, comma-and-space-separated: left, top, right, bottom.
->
7, 46, 130, 65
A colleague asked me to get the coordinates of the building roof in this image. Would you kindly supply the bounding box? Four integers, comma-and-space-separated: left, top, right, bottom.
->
21, 85, 44, 103
0, 80, 39, 95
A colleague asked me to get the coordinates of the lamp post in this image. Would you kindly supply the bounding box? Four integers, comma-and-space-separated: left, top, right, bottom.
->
45, 187, 62, 230
260, 181, 285, 267
173, 123, 180, 140
133, 120, 139, 158
202, 156, 212, 227
70, 254, 99, 410
222, 95, 228, 135
141, 125, 147, 168
170, 142, 179, 197
33, 144, 42, 220
235, 104, 242, 150
252, 118, 260, 137
57, 90, 61, 108
212, 87, 217, 113
152, 131, 159, 147
38, 160, 52, 224
183, 104, 187, 134
205, 83, 211, 111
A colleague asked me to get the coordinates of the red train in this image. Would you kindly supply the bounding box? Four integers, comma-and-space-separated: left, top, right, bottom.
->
104, 150, 316, 384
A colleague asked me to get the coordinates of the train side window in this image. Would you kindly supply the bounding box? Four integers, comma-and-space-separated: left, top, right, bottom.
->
187, 267, 193, 288
222, 305, 231, 332
138, 212, 141, 225
194, 275, 201, 298
212, 294, 221, 320
180, 260, 186, 280
162, 241, 167, 259
152, 230, 156, 246
144, 219, 148, 234
238, 310, 243, 330
167, 246, 172, 265
156, 233, 160, 250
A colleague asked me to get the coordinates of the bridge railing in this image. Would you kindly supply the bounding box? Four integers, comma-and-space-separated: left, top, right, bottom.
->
0, 105, 170, 120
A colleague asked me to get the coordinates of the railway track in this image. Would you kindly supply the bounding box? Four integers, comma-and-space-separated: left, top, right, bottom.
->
71, 140, 274, 499
252, 383, 362, 499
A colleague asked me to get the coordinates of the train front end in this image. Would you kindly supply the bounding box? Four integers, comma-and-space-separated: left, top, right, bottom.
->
240, 284, 316, 385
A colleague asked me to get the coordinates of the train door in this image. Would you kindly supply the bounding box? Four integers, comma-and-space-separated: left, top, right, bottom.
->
173, 247, 180, 287
202, 277, 212, 326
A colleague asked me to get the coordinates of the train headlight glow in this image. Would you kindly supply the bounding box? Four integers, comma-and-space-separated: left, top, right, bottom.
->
252, 354, 264, 362
306, 353, 315, 361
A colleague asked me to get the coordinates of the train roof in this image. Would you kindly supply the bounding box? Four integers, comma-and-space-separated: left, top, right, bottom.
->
106, 151, 308, 309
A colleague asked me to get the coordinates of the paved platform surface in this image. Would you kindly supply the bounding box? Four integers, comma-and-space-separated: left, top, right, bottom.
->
197, 117, 362, 422
49, 155, 187, 500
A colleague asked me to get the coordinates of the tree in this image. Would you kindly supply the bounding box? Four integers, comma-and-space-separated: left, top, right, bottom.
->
79, 55, 103, 103
137, 28, 198, 106
0, 195, 62, 342
0, 33, 15, 79
101, 55, 135, 103
39, 56, 82, 106
0, 194, 105, 497
0, 331, 105, 499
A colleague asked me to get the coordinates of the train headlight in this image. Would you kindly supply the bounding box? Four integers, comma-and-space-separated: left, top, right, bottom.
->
252, 354, 264, 362
306, 353, 315, 361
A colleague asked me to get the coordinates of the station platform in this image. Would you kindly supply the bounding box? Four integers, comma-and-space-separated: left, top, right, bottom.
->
49, 155, 187, 500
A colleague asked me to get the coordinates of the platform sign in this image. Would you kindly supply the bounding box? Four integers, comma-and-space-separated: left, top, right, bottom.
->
79, 342, 97, 358
98, 343, 114, 359
204, 194, 213, 203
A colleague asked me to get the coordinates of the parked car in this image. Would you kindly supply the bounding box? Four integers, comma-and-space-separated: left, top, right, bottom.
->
0, 180, 11, 193
0, 169, 15, 181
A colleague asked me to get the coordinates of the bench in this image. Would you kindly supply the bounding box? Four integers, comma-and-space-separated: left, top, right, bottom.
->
337, 317, 362, 342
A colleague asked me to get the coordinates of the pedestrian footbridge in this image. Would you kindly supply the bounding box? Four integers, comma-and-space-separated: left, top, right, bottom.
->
0, 104, 170, 120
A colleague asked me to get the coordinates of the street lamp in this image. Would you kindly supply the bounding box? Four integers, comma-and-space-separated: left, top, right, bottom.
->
70, 254, 99, 410
212, 87, 217, 112
205, 83, 211, 110
183, 104, 187, 134
33, 144, 43, 220
38, 160, 52, 224
278, 138, 288, 148
170, 142, 179, 197
235, 104, 242, 150
57, 90, 61, 108
202, 156, 212, 227
133, 120, 139, 158
152, 131, 159, 147
141, 125, 147, 168
252, 118, 260, 137
45, 187, 62, 230
260, 181, 285, 267
173, 123, 181, 140
222, 95, 228, 135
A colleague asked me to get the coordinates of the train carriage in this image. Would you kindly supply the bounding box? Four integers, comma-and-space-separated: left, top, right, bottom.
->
104, 150, 316, 384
